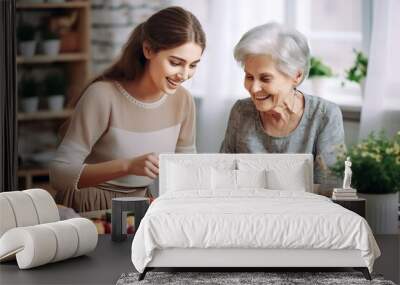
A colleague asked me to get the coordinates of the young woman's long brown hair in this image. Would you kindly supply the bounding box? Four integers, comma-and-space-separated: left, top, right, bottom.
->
59, 6, 206, 137
70, 6, 206, 107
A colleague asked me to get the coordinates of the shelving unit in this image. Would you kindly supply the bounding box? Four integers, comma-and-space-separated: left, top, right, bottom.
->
17, 0, 91, 101
17, 53, 89, 64
18, 168, 49, 188
17, 109, 73, 121
17, 1, 91, 192
16, 2, 89, 9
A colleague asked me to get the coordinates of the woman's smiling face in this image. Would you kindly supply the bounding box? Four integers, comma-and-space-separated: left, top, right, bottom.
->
243, 54, 300, 112
144, 42, 203, 95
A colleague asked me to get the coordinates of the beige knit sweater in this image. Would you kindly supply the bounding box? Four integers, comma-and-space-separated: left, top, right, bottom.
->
50, 81, 196, 193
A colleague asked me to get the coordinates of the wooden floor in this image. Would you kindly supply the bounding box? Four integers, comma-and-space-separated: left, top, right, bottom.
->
0, 235, 398, 285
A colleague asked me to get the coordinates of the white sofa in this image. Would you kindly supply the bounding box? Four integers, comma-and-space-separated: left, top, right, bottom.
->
0, 189, 98, 269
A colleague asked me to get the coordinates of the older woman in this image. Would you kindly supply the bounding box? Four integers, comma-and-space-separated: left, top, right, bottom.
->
220, 23, 345, 184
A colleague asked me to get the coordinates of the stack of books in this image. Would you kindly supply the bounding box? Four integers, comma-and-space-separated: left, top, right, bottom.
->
332, 188, 358, 200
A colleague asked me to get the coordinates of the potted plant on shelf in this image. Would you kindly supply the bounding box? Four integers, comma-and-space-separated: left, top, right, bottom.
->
41, 28, 61, 56
17, 0, 45, 3
17, 24, 37, 57
345, 49, 368, 96
46, 0, 65, 3
43, 73, 66, 111
308, 56, 333, 97
19, 77, 39, 113
331, 131, 400, 234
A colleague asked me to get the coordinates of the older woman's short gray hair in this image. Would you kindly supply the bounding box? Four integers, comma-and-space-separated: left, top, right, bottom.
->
234, 22, 310, 85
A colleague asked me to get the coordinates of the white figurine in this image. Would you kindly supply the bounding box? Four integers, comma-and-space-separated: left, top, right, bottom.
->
342, 157, 352, 189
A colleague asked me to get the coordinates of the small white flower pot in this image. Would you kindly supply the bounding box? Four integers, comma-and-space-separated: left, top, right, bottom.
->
42, 40, 60, 56
47, 95, 65, 111
20, 97, 39, 113
359, 192, 399, 234
19, 41, 37, 57
311, 77, 327, 97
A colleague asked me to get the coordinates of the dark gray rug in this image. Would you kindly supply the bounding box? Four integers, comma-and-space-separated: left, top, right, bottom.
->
116, 271, 396, 285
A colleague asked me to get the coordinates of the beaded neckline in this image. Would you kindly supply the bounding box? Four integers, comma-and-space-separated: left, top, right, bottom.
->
114, 81, 168, 109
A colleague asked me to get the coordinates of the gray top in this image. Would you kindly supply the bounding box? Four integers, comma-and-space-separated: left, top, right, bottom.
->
220, 94, 345, 184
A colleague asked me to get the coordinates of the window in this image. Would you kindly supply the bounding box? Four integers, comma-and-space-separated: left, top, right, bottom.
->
294, 0, 365, 75
177, 0, 371, 103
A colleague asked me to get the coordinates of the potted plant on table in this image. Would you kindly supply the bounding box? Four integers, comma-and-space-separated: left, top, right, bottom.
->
308, 57, 333, 97
41, 29, 61, 56
19, 77, 39, 113
17, 23, 37, 57
43, 73, 66, 111
345, 49, 368, 96
331, 131, 400, 234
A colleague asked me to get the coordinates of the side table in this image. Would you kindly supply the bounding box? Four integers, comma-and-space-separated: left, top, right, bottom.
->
111, 197, 149, 241
332, 198, 366, 218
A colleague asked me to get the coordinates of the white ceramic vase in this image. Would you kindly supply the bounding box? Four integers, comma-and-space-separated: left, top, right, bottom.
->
20, 97, 39, 113
47, 95, 65, 111
359, 192, 399, 234
19, 41, 37, 57
42, 40, 60, 56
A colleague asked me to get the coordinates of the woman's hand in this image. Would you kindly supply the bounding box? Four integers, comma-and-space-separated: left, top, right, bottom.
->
126, 153, 159, 179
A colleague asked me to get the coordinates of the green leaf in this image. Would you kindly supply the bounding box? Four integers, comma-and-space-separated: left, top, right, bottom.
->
308, 56, 333, 78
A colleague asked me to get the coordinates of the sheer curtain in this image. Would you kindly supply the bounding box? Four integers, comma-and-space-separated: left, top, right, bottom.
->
173, 0, 285, 152
359, 0, 400, 139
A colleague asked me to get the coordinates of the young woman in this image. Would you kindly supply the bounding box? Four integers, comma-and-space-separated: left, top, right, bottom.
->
50, 7, 206, 212
220, 23, 345, 185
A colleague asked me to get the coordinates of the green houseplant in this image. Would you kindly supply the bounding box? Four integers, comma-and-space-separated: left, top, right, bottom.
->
19, 77, 39, 113
331, 131, 400, 194
41, 28, 61, 56
42, 29, 59, 41
345, 49, 368, 84
345, 49, 368, 97
331, 131, 400, 233
308, 57, 333, 78
43, 73, 66, 111
17, 24, 36, 42
17, 23, 37, 57
308, 57, 333, 97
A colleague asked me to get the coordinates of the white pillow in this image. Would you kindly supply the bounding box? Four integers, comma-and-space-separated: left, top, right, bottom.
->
167, 163, 212, 191
236, 169, 267, 188
238, 158, 309, 192
212, 169, 236, 190
211, 169, 268, 190
266, 167, 307, 191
